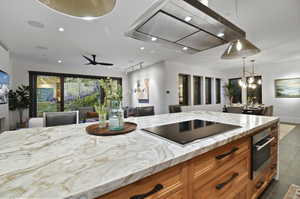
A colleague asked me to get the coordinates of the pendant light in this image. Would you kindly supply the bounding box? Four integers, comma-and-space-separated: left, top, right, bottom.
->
37, 0, 116, 19
221, 38, 261, 59
221, 0, 261, 59
238, 57, 248, 88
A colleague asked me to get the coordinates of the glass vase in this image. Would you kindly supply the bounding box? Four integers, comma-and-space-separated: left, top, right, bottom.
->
98, 113, 107, 128
108, 100, 124, 131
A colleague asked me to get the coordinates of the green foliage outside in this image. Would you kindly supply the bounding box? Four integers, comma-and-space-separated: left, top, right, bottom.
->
65, 92, 100, 111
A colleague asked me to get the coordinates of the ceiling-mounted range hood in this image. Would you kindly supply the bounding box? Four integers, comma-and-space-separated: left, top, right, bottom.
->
125, 0, 246, 54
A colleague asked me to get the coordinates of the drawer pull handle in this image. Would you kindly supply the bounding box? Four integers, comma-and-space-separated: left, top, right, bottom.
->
215, 147, 239, 160
256, 181, 264, 189
216, 173, 239, 190
130, 184, 164, 199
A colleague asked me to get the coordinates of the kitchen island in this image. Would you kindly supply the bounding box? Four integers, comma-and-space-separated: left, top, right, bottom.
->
0, 111, 279, 199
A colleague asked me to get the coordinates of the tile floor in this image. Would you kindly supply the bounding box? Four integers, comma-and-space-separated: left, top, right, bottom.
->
259, 124, 300, 199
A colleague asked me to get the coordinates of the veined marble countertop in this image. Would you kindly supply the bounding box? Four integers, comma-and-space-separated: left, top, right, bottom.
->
0, 111, 279, 199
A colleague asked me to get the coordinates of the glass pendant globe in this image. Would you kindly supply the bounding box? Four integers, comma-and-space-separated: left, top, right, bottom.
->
248, 77, 255, 84
257, 79, 262, 85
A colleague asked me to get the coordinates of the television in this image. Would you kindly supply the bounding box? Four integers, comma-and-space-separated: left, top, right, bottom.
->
0, 69, 9, 104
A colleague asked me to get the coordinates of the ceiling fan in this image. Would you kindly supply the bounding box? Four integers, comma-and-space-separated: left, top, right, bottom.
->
82, 54, 114, 66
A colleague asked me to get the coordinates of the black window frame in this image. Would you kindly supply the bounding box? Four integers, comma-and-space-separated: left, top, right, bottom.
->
29, 71, 122, 117
228, 78, 242, 104
178, 74, 190, 106
247, 76, 262, 104
205, 77, 212, 104
215, 78, 221, 104
193, 76, 202, 105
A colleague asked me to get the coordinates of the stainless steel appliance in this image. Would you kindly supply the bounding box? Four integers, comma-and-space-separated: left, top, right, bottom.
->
142, 120, 240, 145
125, 0, 245, 54
252, 128, 274, 179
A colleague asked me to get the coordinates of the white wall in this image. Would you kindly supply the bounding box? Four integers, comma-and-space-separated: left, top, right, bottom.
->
164, 61, 229, 113
128, 61, 166, 114
0, 45, 11, 131
128, 60, 230, 114
10, 54, 128, 127
226, 60, 300, 123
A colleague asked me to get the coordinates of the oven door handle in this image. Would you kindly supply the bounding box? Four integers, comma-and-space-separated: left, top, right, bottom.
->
255, 137, 275, 151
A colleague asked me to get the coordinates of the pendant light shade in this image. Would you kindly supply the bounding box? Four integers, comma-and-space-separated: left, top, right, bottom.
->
37, 0, 116, 19
221, 38, 261, 59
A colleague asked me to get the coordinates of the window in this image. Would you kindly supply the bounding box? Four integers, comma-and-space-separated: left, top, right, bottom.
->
247, 76, 262, 104
178, 74, 189, 105
64, 77, 101, 111
205, 77, 212, 104
193, 76, 202, 105
216, 78, 221, 104
29, 71, 122, 117
228, 78, 242, 103
36, 75, 62, 116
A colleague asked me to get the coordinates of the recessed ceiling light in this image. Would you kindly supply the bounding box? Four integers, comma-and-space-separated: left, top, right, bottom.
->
184, 16, 192, 22
27, 20, 45, 29
58, 27, 64, 32
217, 32, 225, 37
182, 47, 188, 51
82, 16, 95, 21
151, 37, 157, 41
140, 47, 145, 50
58, 60, 62, 63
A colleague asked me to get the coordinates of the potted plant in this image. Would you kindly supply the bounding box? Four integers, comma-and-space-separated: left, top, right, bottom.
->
9, 85, 30, 128
94, 102, 107, 128
98, 78, 123, 130
224, 82, 237, 105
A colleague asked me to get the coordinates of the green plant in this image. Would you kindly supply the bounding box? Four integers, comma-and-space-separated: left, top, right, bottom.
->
99, 77, 122, 106
9, 85, 30, 125
224, 82, 237, 104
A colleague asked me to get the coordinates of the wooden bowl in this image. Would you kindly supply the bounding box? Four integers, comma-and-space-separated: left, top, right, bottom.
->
86, 122, 137, 136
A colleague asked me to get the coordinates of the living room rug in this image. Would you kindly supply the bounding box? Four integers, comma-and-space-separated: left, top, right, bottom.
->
280, 123, 296, 140
283, 184, 300, 199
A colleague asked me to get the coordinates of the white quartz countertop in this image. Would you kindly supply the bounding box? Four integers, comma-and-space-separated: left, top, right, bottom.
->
0, 111, 279, 199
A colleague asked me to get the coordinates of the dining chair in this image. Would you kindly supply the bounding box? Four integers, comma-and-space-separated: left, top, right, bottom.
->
263, 106, 274, 116
169, 105, 182, 113
78, 106, 95, 122
43, 111, 79, 127
136, 106, 155, 117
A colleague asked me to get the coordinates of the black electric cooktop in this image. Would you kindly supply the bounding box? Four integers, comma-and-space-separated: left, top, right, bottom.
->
142, 120, 241, 145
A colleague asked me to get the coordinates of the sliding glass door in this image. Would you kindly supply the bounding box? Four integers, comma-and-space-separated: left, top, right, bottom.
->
36, 75, 62, 117
64, 77, 101, 111
29, 71, 122, 117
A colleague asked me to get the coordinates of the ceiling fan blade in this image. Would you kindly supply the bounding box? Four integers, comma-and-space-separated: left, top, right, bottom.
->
82, 55, 93, 63
92, 54, 96, 62
84, 63, 91, 65
97, 62, 114, 66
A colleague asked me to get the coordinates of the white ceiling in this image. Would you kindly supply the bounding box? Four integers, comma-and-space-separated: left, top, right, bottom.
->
171, 0, 300, 70
0, 0, 300, 71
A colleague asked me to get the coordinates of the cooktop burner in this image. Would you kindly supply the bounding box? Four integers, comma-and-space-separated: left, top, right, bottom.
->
142, 120, 241, 145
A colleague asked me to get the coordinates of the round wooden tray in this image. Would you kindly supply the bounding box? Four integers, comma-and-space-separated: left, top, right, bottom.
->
86, 122, 137, 136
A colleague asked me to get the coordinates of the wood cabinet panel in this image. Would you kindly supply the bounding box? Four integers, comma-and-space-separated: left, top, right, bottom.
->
193, 155, 249, 199
96, 163, 188, 199
190, 137, 250, 188
233, 184, 248, 199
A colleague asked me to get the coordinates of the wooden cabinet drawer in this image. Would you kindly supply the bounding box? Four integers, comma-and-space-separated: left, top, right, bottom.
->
193, 156, 249, 199
250, 167, 270, 199
190, 137, 250, 188
96, 163, 187, 199
166, 190, 184, 199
